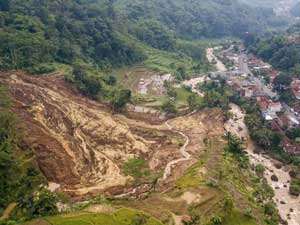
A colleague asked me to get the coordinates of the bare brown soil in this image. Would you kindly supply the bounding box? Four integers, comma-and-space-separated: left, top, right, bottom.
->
160, 109, 225, 183
0, 72, 182, 197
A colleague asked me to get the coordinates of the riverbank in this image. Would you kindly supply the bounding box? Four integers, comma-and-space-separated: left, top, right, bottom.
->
226, 103, 300, 225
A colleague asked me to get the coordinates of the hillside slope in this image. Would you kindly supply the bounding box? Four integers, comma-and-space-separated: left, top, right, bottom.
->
115, 0, 285, 39
0, 0, 285, 74
0, 72, 185, 196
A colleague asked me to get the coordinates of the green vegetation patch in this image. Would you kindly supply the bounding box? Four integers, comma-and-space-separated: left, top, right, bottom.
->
221, 210, 257, 225
176, 160, 205, 188
122, 158, 161, 184
45, 208, 163, 225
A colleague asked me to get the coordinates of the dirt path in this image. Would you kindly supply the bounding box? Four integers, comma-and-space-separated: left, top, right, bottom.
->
1, 203, 17, 220
160, 121, 191, 180
182, 77, 208, 96
226, 104, 300, 225
158, 47, 228, 181
206, 48, 227, 72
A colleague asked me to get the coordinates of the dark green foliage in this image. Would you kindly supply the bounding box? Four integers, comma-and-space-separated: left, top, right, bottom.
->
0, 0, 9, 11
0, 0, 145, 72
239, 100, 282, 151
175, 66, 187, 81
0, 85, 57, 218
244, 34, 300, 73
123, 158, 150, 180
208, 215, 222, 225
69, 65, 131, 109
164, 82, 177, 99
18, 189, 58, 217
289, 179, 300, 196
118, 0, 284, 39
0, 32, 56, 71
72, 66, 103, 99
103, 75, 117, 86
273, 74, 292, 90
224, 132, 249, 168
131, 213, 148, 225
286, 127, 300, 140
187, 94, 199, 110
0, 0, 286, 73
111, 89, 131, 110
132, 19, 175, 51
224, 132, 244, 154
255, 164, 265, 177
252, 128, 281, 150
264, 202, 279, 225
30, 64, 56, 75
161, 99, 177, 114
200, 80, 232, 110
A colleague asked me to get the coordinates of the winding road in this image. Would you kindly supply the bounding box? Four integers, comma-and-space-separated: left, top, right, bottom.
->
161, 121, 191, 180
159, 48, 227, 181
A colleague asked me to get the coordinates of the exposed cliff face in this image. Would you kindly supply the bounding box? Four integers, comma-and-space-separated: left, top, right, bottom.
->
0, 72, 180, 196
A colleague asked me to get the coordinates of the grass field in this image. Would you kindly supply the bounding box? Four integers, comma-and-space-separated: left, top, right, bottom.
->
222, 210, 257, 225
24, 208, 164, 225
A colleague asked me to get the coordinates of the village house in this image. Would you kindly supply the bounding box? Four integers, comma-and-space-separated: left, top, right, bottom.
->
256, 97, 282, 121
248, 57, 262, 68
268, 102, 283, 114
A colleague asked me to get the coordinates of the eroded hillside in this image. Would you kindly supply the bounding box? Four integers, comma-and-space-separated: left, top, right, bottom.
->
0, 69, 276, 225
0, 72, 185, 196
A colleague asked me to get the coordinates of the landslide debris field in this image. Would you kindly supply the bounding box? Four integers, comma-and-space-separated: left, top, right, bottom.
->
0, 72, 268, 224
0, 72, 185, 196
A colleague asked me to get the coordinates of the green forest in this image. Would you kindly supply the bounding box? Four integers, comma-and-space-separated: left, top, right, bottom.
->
0, 0, 286, 74
244, 34, 300, 74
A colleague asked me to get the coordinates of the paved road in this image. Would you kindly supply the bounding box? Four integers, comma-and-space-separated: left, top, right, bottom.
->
238, 53, 278, 99
238, 53, 251, 75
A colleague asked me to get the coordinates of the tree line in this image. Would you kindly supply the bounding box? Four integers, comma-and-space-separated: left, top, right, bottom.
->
0, 85, 58, 223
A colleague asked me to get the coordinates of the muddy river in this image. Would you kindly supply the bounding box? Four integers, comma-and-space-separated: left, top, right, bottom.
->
225, 103, 300, 225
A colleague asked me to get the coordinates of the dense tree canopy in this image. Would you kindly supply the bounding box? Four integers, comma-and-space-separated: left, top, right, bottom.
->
244, 34, 300, 74
0, 0, 286, 73
116, 0, 285, 39
0, 0, 146, 72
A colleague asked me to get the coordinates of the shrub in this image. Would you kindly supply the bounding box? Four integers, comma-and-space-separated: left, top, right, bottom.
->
208, 215, 222, 225
162, 99, 177, 114
289, 181, 300, 196
31, 64, 55, 74
255, 164, 265, 177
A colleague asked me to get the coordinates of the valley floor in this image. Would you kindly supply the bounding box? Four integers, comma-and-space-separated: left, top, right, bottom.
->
2, 46, 294, 225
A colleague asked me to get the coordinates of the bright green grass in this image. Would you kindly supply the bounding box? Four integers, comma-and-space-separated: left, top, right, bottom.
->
222, 210, 258, 225
143, 47, 195, 74
176, 160, 204, 188
174, 87, 193, 106
45, 208, 163, 225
